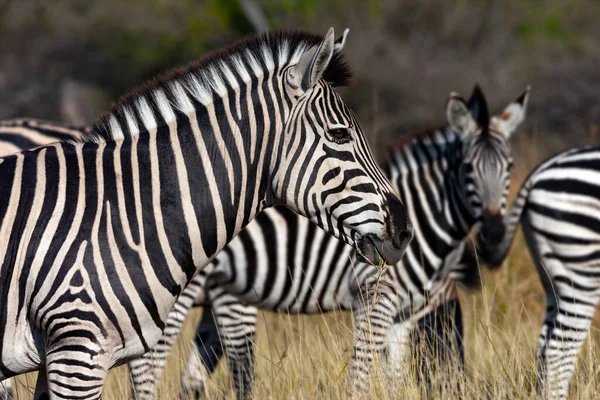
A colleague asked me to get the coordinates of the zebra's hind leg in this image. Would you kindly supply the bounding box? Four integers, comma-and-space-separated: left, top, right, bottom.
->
181, 306, 224, 398
536, 287, 599, 399
210, 293, 258, 400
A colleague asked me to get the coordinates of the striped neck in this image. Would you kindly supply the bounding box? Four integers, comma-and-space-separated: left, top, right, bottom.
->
384, 127, 476, 268
82, 54, 304, 282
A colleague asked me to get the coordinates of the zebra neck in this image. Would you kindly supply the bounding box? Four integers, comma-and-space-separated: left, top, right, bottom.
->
96, 97, 282, 287
386, 129, 475, 266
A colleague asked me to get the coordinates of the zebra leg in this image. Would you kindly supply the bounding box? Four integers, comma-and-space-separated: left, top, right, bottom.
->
212, 293, 258, 399
130, 308, 185, 400
412, 296, 464, 397
350, 279, 397, 393
523, 221, 599, 399
536, 287, 598, 399
41, 339, 109, 400
386, 315, 412, 378
33, 370, 48, 400
0, 379, 13, 400
181, 306, 224, 398
130, 273, 205, 399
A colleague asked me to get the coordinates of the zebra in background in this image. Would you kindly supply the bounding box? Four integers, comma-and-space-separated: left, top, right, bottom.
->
0, 28, 413, 399
476, 145, 600, 399
128, 85, 530, 399
0, 119, 88, 152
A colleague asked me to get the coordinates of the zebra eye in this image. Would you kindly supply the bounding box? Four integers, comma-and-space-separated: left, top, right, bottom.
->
507, 160, 514, 171
328, 127, 351, 143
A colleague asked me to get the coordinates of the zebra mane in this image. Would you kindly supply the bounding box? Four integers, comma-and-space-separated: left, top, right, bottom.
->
385, 126, 459, 162
87, 30, 352, 143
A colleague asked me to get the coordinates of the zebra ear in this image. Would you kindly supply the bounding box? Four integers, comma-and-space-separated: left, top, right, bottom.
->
494, 86, 531, 139
334, 28, 349, 54
446, 93, 476, 135
288, 27, 336, 92
467, 85, 489, 128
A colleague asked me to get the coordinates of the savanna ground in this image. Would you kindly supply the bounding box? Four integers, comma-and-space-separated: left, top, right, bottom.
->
6, 133, 600, 399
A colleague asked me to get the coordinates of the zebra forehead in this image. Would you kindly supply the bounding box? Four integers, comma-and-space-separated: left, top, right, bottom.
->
89, 30, 353, 143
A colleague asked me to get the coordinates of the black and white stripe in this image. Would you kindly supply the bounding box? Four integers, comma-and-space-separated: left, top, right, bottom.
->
0, 28, 412, 399
0, 119, 87, 153
129, 86, 530, 398
477, 144, 600, 399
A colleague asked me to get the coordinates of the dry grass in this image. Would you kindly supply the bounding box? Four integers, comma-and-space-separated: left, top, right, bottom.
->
11, 270, 600, 400
8, 136, 600, 399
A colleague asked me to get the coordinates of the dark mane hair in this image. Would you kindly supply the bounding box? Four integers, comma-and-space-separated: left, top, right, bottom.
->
384, 126, 448, 159
88, 30, 353, 143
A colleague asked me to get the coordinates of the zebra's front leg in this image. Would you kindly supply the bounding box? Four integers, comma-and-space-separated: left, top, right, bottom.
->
0, 379, 13, 400
130, 278, 202, 399
130, 309, 189, 400
33, 369, 48, 400
385, 315, 412, 378
41, 338, 109, 400
412, 296, 464, 398
212, 295, 258, 400
536, 288, 599, 399
350, 281, 397, 394
181, 306, 224, 398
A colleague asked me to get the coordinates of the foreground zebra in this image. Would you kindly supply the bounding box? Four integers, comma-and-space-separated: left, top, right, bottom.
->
476, 145, 600, 399
128, 85, 530, 398
0, 119, 464, 399
0, 28, 413, 399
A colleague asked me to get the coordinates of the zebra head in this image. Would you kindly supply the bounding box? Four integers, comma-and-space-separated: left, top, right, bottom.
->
275, 28, 413, 265
447, 85, 529, 245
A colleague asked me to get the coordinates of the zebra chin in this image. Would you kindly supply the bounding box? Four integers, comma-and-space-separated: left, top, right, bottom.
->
355, 230, 412, 266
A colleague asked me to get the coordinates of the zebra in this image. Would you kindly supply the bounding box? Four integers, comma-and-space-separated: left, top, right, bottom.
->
0, 122, 460, 400
127, 85, 530, 398
0, 28, 414, 399
475, 145, 600, 399
0, 119, 88, 152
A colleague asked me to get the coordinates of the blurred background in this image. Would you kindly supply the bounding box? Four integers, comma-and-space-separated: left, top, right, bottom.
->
1, 0, 599, 158
4, 1, 600, 397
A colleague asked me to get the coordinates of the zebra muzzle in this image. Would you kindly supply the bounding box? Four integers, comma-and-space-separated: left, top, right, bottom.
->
357, 227, 412, 266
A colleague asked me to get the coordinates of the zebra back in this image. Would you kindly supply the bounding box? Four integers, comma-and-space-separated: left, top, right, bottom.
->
0, 119, 86, 155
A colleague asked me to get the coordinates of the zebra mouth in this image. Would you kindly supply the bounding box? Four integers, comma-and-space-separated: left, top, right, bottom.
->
355, 234, 408, 266
479, 212, 506, 246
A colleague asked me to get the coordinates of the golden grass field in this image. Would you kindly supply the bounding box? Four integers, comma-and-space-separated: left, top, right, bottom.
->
8, 133, 600, 399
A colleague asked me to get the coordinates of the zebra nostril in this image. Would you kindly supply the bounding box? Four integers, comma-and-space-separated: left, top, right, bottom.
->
394, 227, 413, 249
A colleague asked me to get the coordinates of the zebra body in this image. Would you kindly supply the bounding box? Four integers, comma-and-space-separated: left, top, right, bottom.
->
130, 86, 530, 398
477, 145, 600, 399
0, 28, 412, 399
